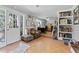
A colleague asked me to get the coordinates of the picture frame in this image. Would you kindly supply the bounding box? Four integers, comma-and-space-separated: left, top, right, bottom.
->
74, 6, 79, 25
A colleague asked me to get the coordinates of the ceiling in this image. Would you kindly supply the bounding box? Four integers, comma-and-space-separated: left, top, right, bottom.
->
4, 5, 73, 18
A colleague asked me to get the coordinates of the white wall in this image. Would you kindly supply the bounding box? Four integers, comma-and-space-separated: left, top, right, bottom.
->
35, 18, 47, 28
72, 25, 79, 42
46, 17, 57, 25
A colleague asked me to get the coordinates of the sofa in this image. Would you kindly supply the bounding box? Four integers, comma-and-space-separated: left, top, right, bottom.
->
30, 28, 41, 39
21, 28, 41, 42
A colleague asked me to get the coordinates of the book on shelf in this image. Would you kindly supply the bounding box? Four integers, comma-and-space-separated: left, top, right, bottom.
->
59, 26, 72, 32
59, 11, 71, 17
59, 18, 72, 25
59, 18, 67, 24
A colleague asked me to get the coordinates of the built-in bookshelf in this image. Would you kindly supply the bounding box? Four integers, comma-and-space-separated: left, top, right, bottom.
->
58, 10, 73, 40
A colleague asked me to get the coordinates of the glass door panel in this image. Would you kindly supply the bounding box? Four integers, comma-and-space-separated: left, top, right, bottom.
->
0, 9, 5, 42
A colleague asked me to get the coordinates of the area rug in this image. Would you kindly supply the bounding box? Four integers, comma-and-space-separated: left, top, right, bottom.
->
10, 43, 30, 53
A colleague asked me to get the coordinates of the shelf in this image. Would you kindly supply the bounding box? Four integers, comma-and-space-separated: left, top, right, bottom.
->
64, 37, 72, 39
59, 31, 72, 34
58, 9, 75, 41
59, 24, 72, 26
59, 16, 73, 18
58, 37, 72, 40
59, 11, 72, 17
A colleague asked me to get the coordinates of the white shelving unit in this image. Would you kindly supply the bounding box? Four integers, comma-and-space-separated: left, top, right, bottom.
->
58, 5, 79, 42
58, 10, 73, 40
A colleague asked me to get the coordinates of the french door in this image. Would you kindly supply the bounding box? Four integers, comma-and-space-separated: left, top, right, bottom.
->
6, 10, 20, 45
0, 9, 6, 48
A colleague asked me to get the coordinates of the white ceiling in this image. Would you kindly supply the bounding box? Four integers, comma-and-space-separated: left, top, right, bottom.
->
4, 5, 73, 18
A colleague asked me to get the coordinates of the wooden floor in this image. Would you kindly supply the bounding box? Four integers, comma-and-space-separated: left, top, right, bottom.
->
0, 32, 71, 53
27, 32, 70, 53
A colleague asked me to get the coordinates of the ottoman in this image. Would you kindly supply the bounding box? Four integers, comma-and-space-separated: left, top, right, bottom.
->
21, 35, 34, 42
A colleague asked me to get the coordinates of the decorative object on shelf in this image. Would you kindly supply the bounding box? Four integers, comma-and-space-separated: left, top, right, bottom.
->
59, 18, 72, 25
59, 18, 67, 24
59, 25, 72, 32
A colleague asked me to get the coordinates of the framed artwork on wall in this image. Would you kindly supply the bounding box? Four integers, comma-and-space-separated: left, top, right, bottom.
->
74, 6, 79, 25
